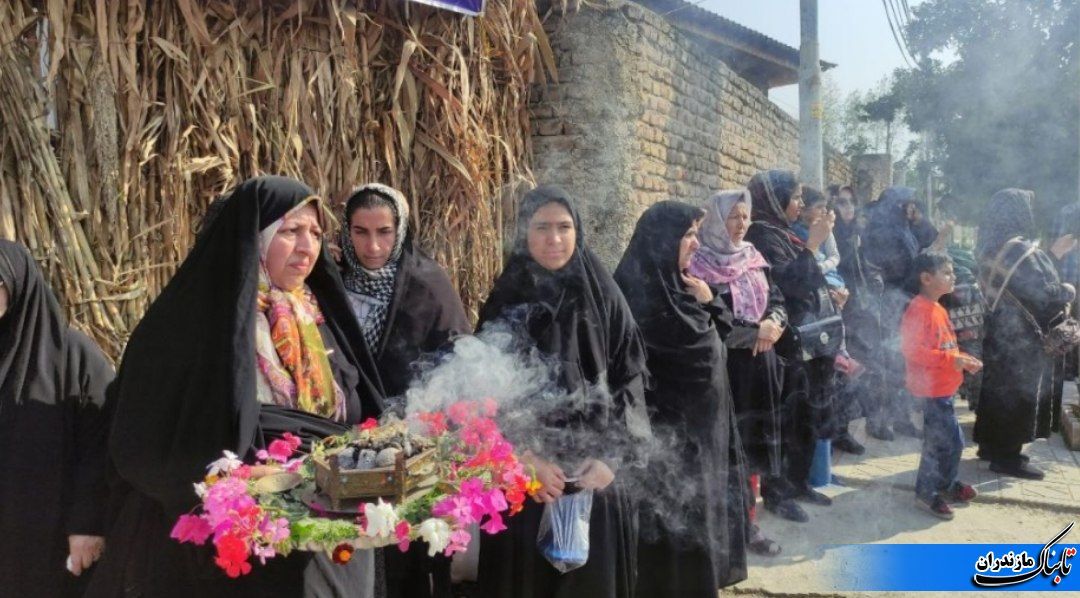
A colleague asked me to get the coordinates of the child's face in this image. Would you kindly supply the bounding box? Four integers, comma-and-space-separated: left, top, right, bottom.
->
921, 263, 956, 297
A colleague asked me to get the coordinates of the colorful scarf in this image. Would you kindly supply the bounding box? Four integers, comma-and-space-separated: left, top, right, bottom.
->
255, 200, 345, 420
688, 189, 772, 322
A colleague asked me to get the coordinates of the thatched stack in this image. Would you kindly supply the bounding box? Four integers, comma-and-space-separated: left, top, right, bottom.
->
0, 0, 553, 360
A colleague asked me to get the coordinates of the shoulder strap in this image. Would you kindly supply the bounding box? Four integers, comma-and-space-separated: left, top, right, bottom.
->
985, 237, 1038, 312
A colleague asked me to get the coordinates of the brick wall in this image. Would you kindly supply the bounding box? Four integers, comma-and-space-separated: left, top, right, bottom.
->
529, 0, 852, 267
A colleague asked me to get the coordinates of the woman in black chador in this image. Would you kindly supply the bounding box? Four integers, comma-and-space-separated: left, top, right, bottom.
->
0, 241, 114, 597
339, 183, 471, 598
744, 170, 836, 523
475, 185, 650, 598
861, 186, 922, 439
974, 189, 1077, 480
614, 201, 749, 596
86, 176, 385, 597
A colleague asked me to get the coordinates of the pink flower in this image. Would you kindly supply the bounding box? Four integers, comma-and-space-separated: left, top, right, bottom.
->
480, 513, 507, 535
171, 514, 213, 545
444, 528, 472, 557
259, 516, 291, 544
447, 401, 477, 426
266, 438, 295, 462
432, 495, 478, 525
395, 520, 412, 553
481, 489, 508, 514
252, 544, 278, 564
282, 432, 301, 450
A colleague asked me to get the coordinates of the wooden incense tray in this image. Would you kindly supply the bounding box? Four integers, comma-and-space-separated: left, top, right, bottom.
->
312, 446, 437, 509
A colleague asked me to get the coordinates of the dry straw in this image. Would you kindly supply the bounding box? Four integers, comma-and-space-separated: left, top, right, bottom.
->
0, 0, 555, 360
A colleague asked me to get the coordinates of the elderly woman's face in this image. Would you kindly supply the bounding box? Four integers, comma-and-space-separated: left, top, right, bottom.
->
725, 202, 751, 245
265, 203, 323, 291
527, 202, 576, 271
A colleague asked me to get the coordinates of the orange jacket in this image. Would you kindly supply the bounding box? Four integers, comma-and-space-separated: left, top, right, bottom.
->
900, 295, 968, 398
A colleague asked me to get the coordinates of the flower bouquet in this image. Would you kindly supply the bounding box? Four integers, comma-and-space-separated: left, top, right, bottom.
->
170, 399, 539, 577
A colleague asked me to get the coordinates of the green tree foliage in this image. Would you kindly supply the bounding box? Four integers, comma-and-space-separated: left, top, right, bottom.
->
893, 0, 1079, 221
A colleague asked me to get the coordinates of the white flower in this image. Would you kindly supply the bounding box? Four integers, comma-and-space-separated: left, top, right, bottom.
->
417, 518, 451, 556
363, 499, 398, 539
207, 450, 242, 477
193, 482, 208, 499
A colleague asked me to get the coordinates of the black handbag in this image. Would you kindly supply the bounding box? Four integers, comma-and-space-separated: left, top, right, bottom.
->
791, 287, 845, 361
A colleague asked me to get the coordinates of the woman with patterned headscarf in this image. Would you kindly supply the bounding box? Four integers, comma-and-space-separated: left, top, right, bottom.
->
87, 176, 385, 597
339, 184, 470, 598
688, 189, 786, 555
974, 189, 1076, 480
743, 170, 837, 523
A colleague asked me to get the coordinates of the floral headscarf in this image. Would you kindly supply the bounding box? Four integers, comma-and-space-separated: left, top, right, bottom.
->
688, 189, 771, 322
255, 199, 345, 420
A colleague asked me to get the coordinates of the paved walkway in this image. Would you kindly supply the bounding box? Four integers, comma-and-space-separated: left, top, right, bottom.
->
832, 381, 1080, 512
724, 381, 1080, 597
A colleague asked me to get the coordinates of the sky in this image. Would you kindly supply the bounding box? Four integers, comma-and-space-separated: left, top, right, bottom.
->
699, 0, 922, 117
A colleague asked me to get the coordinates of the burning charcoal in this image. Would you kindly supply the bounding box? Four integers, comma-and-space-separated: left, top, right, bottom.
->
357, 449, 377, 470
375, 447, 400, 468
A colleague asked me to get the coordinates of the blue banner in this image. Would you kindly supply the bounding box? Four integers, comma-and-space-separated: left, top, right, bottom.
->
825, 524, 1079, 591
408, 0, 485, 17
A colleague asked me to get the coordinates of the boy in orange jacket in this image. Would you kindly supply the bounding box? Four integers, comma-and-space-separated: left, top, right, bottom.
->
901, 253, 983, 519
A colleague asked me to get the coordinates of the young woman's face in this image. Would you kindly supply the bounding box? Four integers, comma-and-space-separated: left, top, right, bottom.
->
349, 205, 397, 270
836, 192, 856, 223
264, 203, 323, 291
527, 202, 576, 271
784, 185, 804, 224
678, 219, 703, 271
725, 202, 751, 245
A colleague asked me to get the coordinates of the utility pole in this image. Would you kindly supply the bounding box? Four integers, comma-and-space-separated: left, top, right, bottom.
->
799, 0, 824, 190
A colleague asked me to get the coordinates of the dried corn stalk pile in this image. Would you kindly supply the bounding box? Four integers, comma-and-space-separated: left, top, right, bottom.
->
0, 0, 553, 360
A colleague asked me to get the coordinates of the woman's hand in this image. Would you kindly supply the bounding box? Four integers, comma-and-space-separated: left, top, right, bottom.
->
681, 272, 714, 304
806, 211, 834, 253
522, 451, 566, 503
754, 318, 783, 355
930, 221, 954, 251
574, 459, 615, 492
829, 287, 850, 310
67, 535, 104, 576
1050, 234, 1077, 260
326, 240, 344, 264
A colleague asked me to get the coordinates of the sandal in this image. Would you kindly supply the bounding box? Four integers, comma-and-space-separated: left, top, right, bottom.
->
748, 525, 782, 556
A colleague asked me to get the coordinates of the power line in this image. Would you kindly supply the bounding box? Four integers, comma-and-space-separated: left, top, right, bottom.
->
881, 0, 914, 67
889, 0, 917, 62
900, 0, 914, 23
